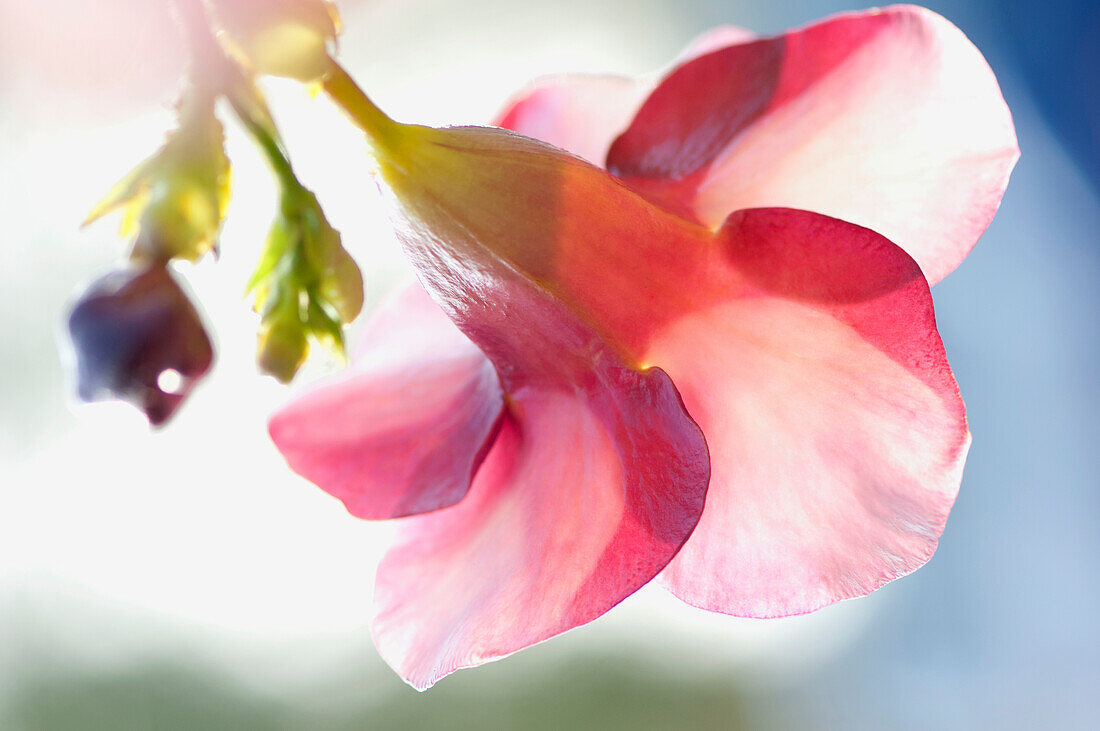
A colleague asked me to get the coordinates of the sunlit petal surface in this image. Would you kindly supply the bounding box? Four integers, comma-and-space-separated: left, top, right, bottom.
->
649, 209, 969, 617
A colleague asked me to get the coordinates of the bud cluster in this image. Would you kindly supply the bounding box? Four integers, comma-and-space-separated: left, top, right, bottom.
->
249, 188, 364, 382
67, 0, 364, 425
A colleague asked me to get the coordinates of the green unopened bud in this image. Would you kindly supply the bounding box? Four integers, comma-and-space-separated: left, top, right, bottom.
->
246, 186, 362, 382
319, 242, 364, 323
212, 0, 340, 82
303, 210, 363, 323
257, 306, 309, 383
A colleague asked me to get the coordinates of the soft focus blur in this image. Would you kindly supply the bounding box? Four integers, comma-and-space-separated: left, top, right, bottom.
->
1, 0, 1097, 728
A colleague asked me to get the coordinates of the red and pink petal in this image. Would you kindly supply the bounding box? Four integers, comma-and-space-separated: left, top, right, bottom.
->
268, 282, 504, 520
373, 357, 708, 689
604, 5, 1017, 284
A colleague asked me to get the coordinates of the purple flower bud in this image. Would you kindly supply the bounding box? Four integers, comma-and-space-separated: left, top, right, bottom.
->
67, 265, 214, 426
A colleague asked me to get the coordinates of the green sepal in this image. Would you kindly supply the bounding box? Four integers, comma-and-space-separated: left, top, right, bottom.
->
245, 211, 294, 298
82, 155, 159, 228
305, 297, 346, 358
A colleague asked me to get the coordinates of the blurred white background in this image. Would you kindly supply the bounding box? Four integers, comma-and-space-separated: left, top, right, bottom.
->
1, 0, 1098, 728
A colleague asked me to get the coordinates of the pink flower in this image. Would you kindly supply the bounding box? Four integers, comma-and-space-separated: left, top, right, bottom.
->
269, 6, 1017, 689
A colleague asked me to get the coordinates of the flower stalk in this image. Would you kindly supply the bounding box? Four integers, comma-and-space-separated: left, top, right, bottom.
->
320, 62, 401, 151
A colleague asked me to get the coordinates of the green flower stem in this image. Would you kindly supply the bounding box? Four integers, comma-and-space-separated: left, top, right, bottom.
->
321, 62, 400, 150
229, 96, 302, 196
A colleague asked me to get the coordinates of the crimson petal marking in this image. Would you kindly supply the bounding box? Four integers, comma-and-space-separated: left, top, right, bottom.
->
269, 282, 504, 520
607, 5, 1018, 284
647, 209, 970, 617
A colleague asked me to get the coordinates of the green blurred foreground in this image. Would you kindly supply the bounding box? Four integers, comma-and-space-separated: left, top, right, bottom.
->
3, 649, 788, 731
